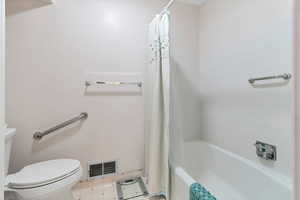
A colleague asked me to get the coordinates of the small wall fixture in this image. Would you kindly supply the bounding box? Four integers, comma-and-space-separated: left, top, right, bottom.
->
254, 141, 277, 161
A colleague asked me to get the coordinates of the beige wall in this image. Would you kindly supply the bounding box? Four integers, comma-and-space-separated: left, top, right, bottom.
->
5, 0, 202, 180
5, 0, 171, 179
0, 0, 4, 130
0, 0, 4, 197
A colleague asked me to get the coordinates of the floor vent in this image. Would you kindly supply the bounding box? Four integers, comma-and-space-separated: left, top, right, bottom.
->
116, 177, 149, 200
88, 160, 117, 179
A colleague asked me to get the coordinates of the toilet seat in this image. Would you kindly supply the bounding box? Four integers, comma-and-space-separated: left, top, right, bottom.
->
6, 159, 81, 189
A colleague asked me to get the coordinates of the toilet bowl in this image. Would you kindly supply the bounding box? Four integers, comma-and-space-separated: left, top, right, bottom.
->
5, 159, 82, 200
4, 128, 82, 200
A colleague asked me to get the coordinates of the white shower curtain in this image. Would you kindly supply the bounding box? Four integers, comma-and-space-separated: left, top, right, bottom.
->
145, 12, 170, 199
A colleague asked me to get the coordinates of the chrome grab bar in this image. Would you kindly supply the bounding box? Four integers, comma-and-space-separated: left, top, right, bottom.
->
33, 112, 88, 140
248, 73, 292, 84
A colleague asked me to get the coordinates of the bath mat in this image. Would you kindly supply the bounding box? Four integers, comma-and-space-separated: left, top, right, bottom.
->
190, 183, 217, 200
116, 177, 149, 200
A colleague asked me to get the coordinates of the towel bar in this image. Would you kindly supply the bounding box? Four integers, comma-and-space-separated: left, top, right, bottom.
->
248, 73, 292, 84
85, 81, 142, 88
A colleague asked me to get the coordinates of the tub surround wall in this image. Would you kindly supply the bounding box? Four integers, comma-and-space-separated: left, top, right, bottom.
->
169, 2, 200, 166
195, 0, 294, 177
169, 0, 294, 182
296, 0, 300, 198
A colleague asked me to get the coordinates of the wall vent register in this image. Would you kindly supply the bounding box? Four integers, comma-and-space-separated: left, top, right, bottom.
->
88, 161, 117, 179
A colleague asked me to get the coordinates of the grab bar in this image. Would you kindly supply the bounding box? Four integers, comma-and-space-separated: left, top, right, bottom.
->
249, 73, 292, 84
33, 112, 88, 140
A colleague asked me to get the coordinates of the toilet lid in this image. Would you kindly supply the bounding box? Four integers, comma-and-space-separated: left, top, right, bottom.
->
6, 159, 81, 189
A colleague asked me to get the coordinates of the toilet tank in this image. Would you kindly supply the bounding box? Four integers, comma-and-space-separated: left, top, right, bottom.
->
4, 128, 16, 175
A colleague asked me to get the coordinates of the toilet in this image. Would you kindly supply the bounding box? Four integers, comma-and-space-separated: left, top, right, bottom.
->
4, 128, 82, 200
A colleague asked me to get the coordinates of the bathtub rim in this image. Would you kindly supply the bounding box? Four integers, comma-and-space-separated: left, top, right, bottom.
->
171, 140, 293, 191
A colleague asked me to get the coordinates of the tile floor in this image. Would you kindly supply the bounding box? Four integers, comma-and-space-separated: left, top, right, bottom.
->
72, 176, 149, 200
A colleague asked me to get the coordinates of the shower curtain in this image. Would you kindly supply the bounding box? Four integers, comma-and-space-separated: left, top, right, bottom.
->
145, 12, 170, 199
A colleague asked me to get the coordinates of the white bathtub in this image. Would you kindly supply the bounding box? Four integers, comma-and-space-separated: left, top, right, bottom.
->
170, 140, 293, 200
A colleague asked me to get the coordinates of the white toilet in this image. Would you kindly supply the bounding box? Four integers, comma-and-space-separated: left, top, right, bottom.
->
4, 128, 82, 200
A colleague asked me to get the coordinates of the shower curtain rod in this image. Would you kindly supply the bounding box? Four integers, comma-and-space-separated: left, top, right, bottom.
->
160, 0, 175, 14
164, 0, 175, 10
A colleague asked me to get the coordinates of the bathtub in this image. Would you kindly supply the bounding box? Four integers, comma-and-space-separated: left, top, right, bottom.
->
170, 140, 293, 200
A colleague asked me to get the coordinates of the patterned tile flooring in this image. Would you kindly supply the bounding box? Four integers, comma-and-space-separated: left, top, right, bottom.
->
72, 177, 149, 200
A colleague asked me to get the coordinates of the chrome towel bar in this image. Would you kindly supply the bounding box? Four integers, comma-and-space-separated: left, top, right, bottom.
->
33, 112, 88, 140
85, 81, 142, 88
248, 73, 292, 84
